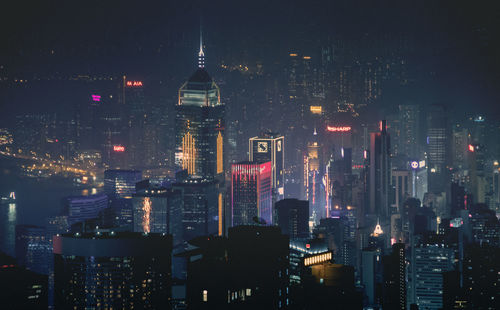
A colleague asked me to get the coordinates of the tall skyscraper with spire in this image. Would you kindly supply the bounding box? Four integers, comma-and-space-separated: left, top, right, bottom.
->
174, 30, 225, 239
175, 30, 224, 180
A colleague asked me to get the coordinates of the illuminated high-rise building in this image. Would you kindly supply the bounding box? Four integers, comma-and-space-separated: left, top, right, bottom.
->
132, 181, 183, 245
63, 193, 109, 226
174, 32, 224, 180
104, 169, 142, 199
427, 104, 450, 194
249, 132, 285, 200
53, 232, 172, 310
231, 161, 272, 226
304, 129, 324, 219
15, 225, 51, 275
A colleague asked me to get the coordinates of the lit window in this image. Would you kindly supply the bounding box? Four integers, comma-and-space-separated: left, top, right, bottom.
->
203, 290, 208, 302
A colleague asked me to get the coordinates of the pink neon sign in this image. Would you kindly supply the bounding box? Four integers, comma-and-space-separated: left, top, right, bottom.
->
126, 81, 143, 87
91, 95, 101, 102
113, 145, 125, 152
327, 126, 351, 132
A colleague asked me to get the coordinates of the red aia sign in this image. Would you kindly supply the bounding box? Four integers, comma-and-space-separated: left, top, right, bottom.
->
113, 145, 125, 152
126, 81, 143, 87
327, 126, 351, 132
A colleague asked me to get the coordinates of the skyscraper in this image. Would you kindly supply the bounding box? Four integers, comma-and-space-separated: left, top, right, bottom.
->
369, 120, 391, 220
174, 33, 224, 180
231, 161, 272, 226
132, 181, 183, 245
53, 232, 172, 310
398, 104, 420, 159
104, 169, 142, 199
172, 177, 221, 240
15, 225, 51, 275
275, 199, 309, 239
249, 132, 285, 200
63, 193, 109, 226
427, 104, 450, 193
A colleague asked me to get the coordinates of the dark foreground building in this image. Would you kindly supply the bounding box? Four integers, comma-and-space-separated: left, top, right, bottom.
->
53, 232, 172, 309
182, 225, 289, 309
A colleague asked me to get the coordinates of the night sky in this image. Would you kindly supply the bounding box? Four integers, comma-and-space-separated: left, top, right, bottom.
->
1, 0, 499, 119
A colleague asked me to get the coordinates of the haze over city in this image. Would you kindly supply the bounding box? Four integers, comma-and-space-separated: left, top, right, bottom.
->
0, 0, 499, 309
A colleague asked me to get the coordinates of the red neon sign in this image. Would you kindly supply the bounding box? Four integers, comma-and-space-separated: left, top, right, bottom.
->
113, 145, 125, 152
126, 81, 143, 87
327, 126, 351, 132
468, 144, 475, 152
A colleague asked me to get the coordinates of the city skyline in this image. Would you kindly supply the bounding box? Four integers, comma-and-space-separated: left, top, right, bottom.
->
1, 1, 500, 309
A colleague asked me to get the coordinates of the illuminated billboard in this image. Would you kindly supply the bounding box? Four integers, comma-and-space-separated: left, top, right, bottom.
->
304, 251, 333, 266
310, 106, 322, 114
411, 161, 419, 169
327, 126, 351, 132
113, 145, 125, 152
126, 81, 143, 87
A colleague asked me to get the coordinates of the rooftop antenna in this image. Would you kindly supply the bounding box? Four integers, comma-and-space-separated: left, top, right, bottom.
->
198, 20, 205, 69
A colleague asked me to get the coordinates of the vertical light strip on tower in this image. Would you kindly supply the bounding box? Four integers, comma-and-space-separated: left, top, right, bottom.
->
182, 132, 196, 175
218, 192, 223, 236
217, 131, 223, 174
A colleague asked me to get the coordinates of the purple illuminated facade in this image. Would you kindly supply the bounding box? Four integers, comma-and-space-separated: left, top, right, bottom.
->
231, 161, 272, 226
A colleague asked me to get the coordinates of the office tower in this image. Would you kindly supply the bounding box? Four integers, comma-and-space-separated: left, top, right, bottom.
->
467, 143, 486, 203
304, 129, 324, 219
382, 243, 406, 310
361, 247, 383, 307
314, 217, 355, 267
63, 193, 108, 226
231, 161, 272, 226
456, 245, 500, 309
100, 97, 127, 167
109, 198, 134, 228
124, 77, 149, 167
275, 199, 309, 239
410, 243, 454, 309
369, 120, 391, 221
249, 132, 285, 200
174, 35, 224, 180
172, 177, 221, 240
398, 104, 420, 159
450, 182, 467, 216
104, 169, 142, 199
427, 104, 450, 194
452, 125, 468, 169
289, 239, 329, 285
53, 232, 172, 310
328, 147, 354, 215
15, 225, 51, 275
392, 169, 412, 213
0, 252, 48, 310
132, 181, 183, 245
300, 252, 361, 309
469, 204, 500, 246
184, 225, 289, 309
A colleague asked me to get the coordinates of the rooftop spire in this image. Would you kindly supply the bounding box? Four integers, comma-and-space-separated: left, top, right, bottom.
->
198, 22, 205, 68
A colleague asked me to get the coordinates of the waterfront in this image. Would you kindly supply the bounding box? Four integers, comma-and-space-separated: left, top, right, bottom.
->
0, 156, 93, 256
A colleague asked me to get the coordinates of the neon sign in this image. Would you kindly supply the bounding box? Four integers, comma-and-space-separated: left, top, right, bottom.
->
468, 144, 475, 152
411, 161, 419, 169
113, 145, 125, 152
126, 81, 143, 87
91, 95, 101, 102
327, 126, 351, 132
